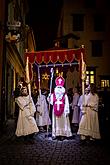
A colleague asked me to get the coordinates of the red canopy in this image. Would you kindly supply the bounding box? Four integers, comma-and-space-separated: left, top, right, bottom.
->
25, 47, 85, 88
25, 47, 85, 64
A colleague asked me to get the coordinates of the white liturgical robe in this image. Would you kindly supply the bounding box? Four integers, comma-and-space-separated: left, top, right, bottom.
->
15, 95, 39, 136
49, 91, 72, 138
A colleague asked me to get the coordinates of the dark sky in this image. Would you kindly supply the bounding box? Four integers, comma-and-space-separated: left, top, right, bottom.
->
26, 0, 63, 50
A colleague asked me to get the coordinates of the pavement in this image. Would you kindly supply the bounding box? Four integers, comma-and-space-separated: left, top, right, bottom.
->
0, 119, 110, 165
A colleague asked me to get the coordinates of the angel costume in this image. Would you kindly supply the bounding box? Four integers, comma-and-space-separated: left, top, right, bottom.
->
15, 94, 39, 137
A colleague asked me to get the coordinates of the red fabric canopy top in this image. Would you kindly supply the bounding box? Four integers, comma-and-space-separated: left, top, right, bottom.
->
25, 48, 85, 64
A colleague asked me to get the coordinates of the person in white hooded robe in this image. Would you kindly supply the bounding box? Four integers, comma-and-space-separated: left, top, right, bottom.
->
36, 89, 51, 132
77, 83, 101, 141
47, 76, 72, 140
78, 86, 90, 122
15, 86, 39, 140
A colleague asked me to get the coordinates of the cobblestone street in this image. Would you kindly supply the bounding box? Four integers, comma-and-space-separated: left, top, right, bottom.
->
0, 119, 110, 165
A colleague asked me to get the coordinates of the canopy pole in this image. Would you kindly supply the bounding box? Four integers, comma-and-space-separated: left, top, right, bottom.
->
81, 53, 85, 95
26, 56, 35, 115
81, 45, 86, 95
26, 56, 31, 96
81, 47, 86, 114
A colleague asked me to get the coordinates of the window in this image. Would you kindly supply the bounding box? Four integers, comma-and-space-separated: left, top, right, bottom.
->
84, 0, 96, 8
72, 14, 84, 31
86, 70, 95, 85
101, 80, 110, 87
101, 79, 110, 87
91, 40, 103, 57
94, 14, 105, 32
99, 75, 110, 88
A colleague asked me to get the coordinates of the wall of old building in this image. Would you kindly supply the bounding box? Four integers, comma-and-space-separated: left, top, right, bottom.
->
57, 0, 110, 88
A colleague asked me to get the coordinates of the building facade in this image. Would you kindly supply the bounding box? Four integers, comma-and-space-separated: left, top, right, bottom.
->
0, 0, 6, 132
57, 0, 110, 89
0, 0, 36, 133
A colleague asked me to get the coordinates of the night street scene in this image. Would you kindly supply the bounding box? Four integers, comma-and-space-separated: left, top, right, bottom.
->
0, 0, 110, 165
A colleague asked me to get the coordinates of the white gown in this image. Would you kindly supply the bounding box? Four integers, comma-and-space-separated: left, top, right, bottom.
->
36, 94, 51, 126
71, 93, 80, 124
49, 93, 72, 138
77, 93, 101, 139
15, 95, 39, 137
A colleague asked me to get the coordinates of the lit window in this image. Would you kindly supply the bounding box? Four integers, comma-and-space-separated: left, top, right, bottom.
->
86, 70, 95, 85
101, 80, 110, 87
107, 80, 109, 87
90, 75, 94, 83
90, 71, 94, 74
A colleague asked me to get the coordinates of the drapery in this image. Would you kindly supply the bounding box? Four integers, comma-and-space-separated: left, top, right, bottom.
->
25, 48, 85, 64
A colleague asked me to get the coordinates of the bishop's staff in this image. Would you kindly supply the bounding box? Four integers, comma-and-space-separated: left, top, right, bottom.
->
46, 68, 54, 138
37, 65, 41, 97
